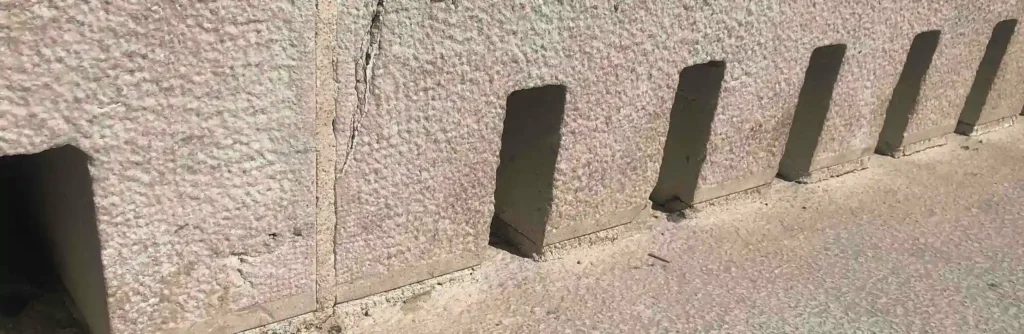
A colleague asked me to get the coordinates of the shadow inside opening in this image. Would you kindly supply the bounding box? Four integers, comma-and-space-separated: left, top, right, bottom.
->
778, 44, 847, 181
0, 146, 108, 334
649, 61, 726, 212
490, 85, 568, 256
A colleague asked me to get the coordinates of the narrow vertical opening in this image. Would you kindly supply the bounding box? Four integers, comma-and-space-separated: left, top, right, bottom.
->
649, 61, 726, 212
490, 85, 567, 253
778, 44, 847, 181
876, 31, 942, 155
0, 146, 108, 333
957, 19, 1018, 129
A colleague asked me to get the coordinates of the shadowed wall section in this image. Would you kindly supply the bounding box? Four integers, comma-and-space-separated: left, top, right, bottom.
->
492, 85, 568, 251
650, 61, 726, 210
779, 45, 847, 181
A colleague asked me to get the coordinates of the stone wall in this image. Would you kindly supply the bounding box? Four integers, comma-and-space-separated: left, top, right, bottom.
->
2, 1, 1022, 333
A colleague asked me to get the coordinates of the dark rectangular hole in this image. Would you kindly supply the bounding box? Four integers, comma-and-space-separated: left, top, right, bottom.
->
490, 85, 567, 252
876, 31, 942, 155
649, 61, 726, 212
0, 146, 107, 334
778, 44, 848, 181
957, 19, 1018, 130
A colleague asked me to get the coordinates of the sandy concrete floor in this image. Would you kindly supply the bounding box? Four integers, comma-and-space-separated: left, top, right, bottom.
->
256, 123, 1024, 334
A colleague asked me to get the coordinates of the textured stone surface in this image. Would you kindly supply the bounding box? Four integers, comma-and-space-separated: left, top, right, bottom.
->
976, 21, 1024, 127
1, 2, 316, 333
799, 2, 1021, 174
331, 0, 1024, 284
871, 4, 1017, 154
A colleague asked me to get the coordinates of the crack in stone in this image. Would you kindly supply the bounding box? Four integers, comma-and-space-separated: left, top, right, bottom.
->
340, 0, 386, 178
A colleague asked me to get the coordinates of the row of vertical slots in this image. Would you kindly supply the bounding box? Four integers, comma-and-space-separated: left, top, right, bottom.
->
492, 19, 1020, 242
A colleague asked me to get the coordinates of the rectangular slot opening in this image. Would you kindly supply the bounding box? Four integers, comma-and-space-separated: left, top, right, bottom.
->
876, 31, 942, 155
649, 61, 726, 212
778, 44, 847, 181
957, 19, 1019, 130
490, 85, 568, 253
0, 146, 107, 334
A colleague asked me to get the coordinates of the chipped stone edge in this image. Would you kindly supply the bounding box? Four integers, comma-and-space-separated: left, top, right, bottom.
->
955, 115, 1018, 136
887, 124, 954, 158
890, 135, 948, 158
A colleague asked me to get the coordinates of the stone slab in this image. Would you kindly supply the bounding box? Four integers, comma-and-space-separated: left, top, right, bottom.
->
956, 115, 1018, 136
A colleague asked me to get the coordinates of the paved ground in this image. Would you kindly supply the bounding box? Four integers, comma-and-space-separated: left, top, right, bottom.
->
258, 123, 1024, 334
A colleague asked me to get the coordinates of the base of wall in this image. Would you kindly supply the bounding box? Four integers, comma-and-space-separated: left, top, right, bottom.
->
494, 204, 648, 259
956, 115, 1018, 136
692, 169, 777, 205
778, 146, 872, 183
677, 180, 773, 219
886, 135, 948, 158
546, 203, 649, 246
880, 124, 955, 158
795, 155, 870, 184
530, 214, 651, 261
332, 250, 485, 305
160, 290, 315, 334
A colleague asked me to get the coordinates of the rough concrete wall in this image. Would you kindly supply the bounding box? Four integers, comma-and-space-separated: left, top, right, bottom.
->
330, 0, 1024, 297
3, 0, 1024, 332
1, 2, 316, 333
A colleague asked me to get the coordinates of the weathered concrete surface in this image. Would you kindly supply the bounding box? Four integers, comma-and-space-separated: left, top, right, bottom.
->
252, 121, 1024, 334
1, 2, 316, 333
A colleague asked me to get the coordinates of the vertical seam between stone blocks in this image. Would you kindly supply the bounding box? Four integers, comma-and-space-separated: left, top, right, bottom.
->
314, 0, 340, 314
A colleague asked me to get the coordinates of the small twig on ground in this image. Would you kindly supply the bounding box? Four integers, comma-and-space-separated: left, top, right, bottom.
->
647, 253, 671, 263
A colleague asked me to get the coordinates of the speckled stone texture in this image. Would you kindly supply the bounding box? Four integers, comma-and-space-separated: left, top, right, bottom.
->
897, 6, 1017, 150
974, 21, 1024, 129
792, 2, 1023, 175
2, 2, 316, 333
332, 0, 1024, 285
